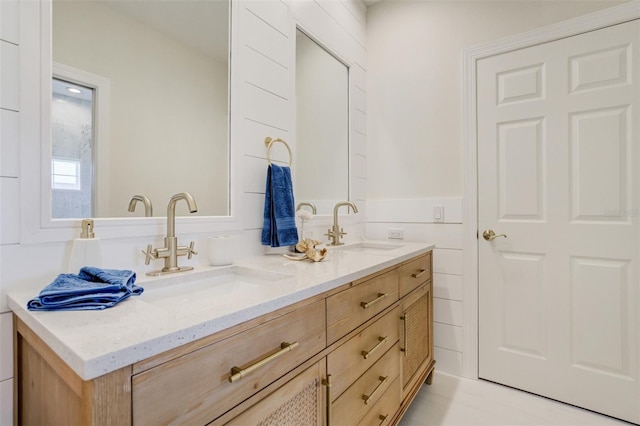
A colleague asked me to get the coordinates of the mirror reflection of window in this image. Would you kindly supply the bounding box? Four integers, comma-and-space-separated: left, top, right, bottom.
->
51, 78, 94, 219
295, 30, 349, 215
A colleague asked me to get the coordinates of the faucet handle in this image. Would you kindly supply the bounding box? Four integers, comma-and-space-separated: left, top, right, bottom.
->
187, 241, 198, 259
142, 244, 158, 265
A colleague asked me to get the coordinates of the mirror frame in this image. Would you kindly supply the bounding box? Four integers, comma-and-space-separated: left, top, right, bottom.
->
292, 23, 354, 223
19, 0, 242, 243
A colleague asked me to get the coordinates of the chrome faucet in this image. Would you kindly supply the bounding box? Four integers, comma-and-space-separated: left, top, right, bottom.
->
296, 202, 317, 214
128, 195, 153, 217
326, 201, 358, 246
142, 192, 198, 276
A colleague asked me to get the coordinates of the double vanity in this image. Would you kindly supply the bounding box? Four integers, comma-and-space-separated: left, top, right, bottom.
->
9, 242, 434, 425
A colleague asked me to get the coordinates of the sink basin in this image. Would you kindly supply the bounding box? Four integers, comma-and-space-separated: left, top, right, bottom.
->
338, 242, 405, 253
140, 266, 292, 313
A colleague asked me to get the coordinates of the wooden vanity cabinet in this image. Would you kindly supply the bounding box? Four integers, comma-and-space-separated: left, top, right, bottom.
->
14, 251, 434, 426
398, 252, 435, 410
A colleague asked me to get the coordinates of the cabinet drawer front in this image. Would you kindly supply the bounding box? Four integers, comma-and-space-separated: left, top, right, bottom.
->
132, 300, 326, 425
358, 376, 401, 426
327, 269, 399, 344
399, 252, 431, 297
332, 342, 401, 425
328, 305, 400, 399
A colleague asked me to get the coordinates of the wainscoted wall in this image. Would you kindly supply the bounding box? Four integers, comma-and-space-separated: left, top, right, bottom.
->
0, 0, 366, 421
0, 1, 19, 421
366, 198, 464, 375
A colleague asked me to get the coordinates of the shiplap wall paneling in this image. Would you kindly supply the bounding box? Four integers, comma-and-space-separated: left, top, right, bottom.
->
365, 198, 464, 376
434, 272, 463, 301
367, 198, 463, 224
0, 178, 19, 244
1, 1, 19, 44
0, 41, 19, 111
239, 1, 291, 238
0, 109, 19, 177
0, 11, 20, 246
242, 119, 290, 161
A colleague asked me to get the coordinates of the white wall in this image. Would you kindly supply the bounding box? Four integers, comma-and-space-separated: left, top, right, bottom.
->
0, 0, 367, 421
366, 0, 625, 376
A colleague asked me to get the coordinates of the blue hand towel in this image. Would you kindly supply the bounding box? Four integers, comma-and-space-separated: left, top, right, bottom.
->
261, 164, 299, 247
27, 267, 143, 311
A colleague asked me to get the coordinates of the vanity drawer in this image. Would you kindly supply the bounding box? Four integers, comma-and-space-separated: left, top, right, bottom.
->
328, 305, 400, 399
358, 376, 401, 426
332, 342, 401, 425
399, 252, 432, 298
327, 269, 399, 344
131, 299, 326, 425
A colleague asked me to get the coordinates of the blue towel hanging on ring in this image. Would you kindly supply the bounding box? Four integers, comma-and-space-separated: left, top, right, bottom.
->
261, 164, 299, 247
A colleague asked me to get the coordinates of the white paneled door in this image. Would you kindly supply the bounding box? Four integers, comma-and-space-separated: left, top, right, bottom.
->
477, 20, 639, 424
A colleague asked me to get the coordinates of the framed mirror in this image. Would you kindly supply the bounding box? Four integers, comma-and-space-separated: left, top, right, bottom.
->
50, 0, 230, 218
294, 29, 349, 215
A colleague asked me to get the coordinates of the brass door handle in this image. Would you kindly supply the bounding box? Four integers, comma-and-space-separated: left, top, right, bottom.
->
362, 375, 388, 405
361, 293, 387, 309
378, 414, 390, 425
362, 336, 388, 359
483, 230, 507, 241
229, 341, 298, 383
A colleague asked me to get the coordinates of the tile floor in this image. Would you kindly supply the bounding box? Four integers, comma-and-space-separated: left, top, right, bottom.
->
399, 372, 632, 426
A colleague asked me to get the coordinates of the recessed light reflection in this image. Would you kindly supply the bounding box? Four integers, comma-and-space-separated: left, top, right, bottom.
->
67, 87, 82, 94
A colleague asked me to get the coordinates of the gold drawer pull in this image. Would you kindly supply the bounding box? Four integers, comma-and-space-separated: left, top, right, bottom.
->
362, 375, 388, 405
229, 341, 299, 383
322, 374, 333, 426
362, 336, 388, 360
361, 293, 387, 309
378, 414, 389, 425
411, 269, 427, 278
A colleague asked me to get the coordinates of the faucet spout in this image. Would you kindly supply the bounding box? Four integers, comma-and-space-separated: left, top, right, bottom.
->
167, 192, 198, 238
326, 201, 358, 246
296, 202, 317, 215
333, 201, 358, 228
128, 195, 153, 217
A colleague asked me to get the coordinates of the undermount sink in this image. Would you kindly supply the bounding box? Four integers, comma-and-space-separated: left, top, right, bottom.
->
140, 266, 292, 312
338, 242, 405, 253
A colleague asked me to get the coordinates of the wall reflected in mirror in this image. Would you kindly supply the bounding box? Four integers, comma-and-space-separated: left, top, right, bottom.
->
51, 0, 230, 218
295, 29, 349, 215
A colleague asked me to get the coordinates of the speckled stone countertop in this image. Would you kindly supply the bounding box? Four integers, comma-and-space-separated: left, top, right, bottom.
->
8, 240, 434, 381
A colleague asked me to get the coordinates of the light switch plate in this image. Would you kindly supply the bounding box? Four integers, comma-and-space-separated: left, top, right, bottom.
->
434, 205, 443, 222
